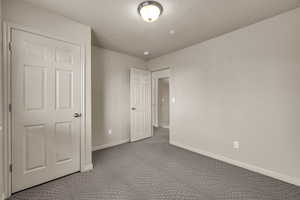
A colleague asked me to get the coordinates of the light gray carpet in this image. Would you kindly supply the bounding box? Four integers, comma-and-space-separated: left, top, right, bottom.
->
11, 128, 300, 200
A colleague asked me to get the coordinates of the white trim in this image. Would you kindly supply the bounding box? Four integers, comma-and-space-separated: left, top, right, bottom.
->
151, 69, 170, 78
82, 163, 93, 172
3, 21, 12, 197
131, 136, 152, 143
2, 22, 92, 197
92, 139, 130, 151
170, 140, 300, 187
80, 39, 87, 173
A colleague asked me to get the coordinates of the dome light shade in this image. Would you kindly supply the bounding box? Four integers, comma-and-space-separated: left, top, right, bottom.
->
138, 1, 163, 22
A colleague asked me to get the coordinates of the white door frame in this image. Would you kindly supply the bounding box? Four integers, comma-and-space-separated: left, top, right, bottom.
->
2, 22, 91, 198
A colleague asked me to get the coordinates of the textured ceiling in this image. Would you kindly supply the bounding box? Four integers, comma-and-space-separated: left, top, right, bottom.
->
23, 0, 300, 59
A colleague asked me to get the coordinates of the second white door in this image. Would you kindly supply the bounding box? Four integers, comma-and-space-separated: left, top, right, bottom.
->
130, 68, 152, 142
11, 29, 81, 192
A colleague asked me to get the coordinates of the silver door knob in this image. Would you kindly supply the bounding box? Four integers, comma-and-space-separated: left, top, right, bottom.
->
131, 107, 136, 111
73, 113, 82, 118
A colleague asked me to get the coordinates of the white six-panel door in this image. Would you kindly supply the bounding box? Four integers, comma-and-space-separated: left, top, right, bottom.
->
130, 68, 152, 142
11, 29, 81, 192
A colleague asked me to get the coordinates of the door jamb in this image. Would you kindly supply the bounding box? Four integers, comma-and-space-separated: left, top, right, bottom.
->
2, 22, 89, 198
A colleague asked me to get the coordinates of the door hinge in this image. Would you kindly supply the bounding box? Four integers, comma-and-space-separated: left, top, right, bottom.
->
8, 42, 12, 52
9, 164, 12, 173
8, 104, 12, 112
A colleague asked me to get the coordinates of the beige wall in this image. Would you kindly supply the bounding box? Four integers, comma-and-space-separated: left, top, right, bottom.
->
158, 78, 169, 128
0, 0, 3, 198
92, 46, 146, 149
2, 0, 92, 181
147, 8, 300, 185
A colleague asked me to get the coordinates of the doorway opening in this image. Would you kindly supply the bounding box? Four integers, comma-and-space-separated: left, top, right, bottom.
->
129, 68, 170, 143
151, 69, 170, 141
155, 77, 170, 141
158, 78, 169, 129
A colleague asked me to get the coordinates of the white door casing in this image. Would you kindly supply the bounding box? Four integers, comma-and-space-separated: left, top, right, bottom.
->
130, 68, 152, 142
11, 29, 81, 192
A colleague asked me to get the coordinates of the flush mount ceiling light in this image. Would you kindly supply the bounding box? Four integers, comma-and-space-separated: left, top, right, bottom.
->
138, 1, 163, 22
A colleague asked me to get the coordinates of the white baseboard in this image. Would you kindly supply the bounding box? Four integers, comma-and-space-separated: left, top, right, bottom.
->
82, 163, 93, 172
170, 140, 300, 187
160, 125, 169, 129
92, 139, 130, 151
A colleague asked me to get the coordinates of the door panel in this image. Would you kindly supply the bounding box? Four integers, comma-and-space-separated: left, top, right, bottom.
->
55, 69, 73, 109
24, 66, 47, 111
130, 68, 152, 142
24, 125, 47, 172
55, 122, 73, 163
11, 29, 81, 193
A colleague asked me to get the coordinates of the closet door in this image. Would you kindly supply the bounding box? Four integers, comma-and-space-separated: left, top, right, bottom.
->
11, 29, 81, 192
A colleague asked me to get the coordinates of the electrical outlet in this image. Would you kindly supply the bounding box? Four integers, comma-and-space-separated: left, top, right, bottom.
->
108, 129, 112, 135
233, 141, 239, 149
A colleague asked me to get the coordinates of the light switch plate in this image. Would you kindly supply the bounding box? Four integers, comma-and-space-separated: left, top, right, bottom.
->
172, 97, 176, 103
233, 141, 240, 149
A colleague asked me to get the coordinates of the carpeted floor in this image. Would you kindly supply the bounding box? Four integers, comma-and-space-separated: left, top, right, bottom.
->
11, 128, 300, 200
